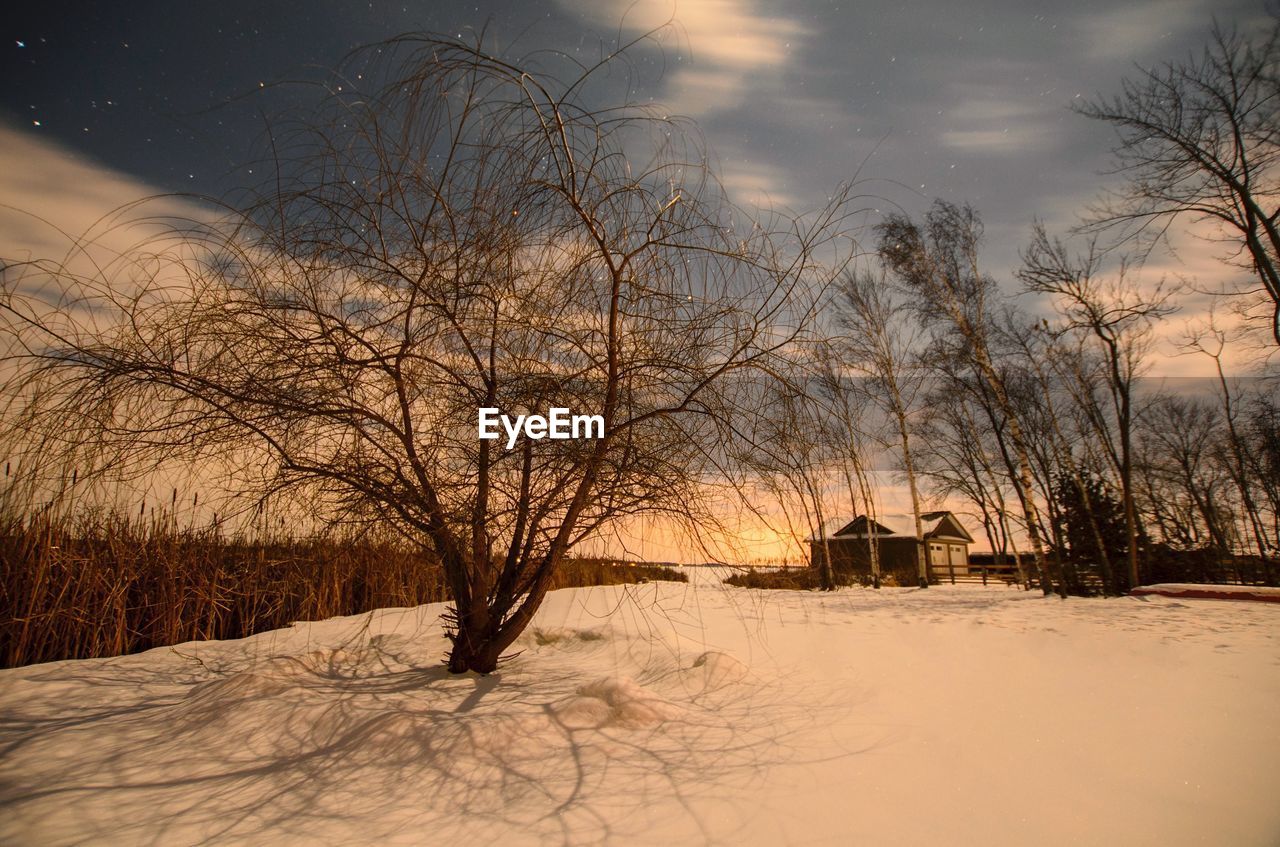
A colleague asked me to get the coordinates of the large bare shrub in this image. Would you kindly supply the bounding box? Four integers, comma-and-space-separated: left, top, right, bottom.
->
1, 36, 855, 672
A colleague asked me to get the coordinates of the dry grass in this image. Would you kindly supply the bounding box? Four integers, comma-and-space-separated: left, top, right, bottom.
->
0, 511, 445, 668
723, 566, 855, 590
550, 556, 688, 591
0, 510, 686, 669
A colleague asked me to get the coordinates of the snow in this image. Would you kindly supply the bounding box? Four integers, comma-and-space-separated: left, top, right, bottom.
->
1133, 583, 1280, 602
848, 512, 949, 537
809, 512, 957, 540
2, 572, 1278, 845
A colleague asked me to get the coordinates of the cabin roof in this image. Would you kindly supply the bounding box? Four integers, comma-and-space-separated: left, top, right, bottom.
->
808, 511, 974, 543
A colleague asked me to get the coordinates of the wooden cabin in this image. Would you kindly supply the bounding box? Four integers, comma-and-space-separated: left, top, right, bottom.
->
809, 511, 975, 585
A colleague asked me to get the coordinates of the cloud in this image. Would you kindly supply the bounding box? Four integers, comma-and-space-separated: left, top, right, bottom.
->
0, 122, 212, 280
939, 127, 1042, 153
935, 91, 1062, 155
1078, 0, 1201, 61
556, 0, 813, 207
559, 0, 805, 110
716, 154, 801, 209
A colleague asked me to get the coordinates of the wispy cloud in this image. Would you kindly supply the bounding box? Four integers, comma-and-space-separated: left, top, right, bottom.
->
557, 0, 814, 206
715, 156, 801, 209
1078, 0, 1200, 61
560, 0, 806, 112
936, 95, 1058, 155
0, 123, 209, 276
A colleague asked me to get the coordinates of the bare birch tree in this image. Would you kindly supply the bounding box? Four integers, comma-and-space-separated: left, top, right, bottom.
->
1013, 326, 1122, 594
738, 379, 840, 590
915, 373, 1029, 588
833, 270, 930, 586
814, 354, 884, 587
877, 201, 1060, 596
1137, 396, 1237, 562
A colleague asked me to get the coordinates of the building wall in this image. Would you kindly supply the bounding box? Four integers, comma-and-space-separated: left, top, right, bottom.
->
811, 536, 970, 584
810, 537, 925, 586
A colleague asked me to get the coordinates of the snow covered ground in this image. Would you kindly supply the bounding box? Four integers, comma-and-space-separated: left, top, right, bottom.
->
2, 572, 1278, 845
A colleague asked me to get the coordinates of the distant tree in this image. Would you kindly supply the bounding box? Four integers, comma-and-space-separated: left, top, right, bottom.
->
814, 351, 886, 588
0, 36, 855, 672
1004, 321, 1121, 594
1137, 396, 1235, 558
832, 270, 930, 587
1183, 321, 1276, 583
878, 201, 1061, 596
1247, 394, 1280, 549
1077, 18, 1280, 344
1019, 225, 1175, 590
1053, 472, 1128, 592
740, 379, 840, 591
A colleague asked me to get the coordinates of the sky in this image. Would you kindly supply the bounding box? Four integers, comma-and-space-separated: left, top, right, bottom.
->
3, 1, 1272, 274
1, 0, 1273, 559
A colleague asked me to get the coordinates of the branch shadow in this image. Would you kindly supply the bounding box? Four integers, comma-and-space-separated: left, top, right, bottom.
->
0, 615, 873, 845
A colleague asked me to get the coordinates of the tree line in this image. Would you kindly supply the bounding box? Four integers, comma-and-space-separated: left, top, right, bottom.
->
759, 17, 1277, 596
776, 199, 1277, 597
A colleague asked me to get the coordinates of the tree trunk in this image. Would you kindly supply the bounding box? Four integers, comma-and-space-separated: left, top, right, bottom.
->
447, 625, 503, 674
902, 422, 930, 588
446, 590, 505, 674
970, 354, 1060, 596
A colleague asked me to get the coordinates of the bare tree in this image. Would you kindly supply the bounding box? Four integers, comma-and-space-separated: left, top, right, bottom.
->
1077, 18, 1280, 344
1026, 330, 1124, 594
759, 385, 840, 590
1246, 393, 1280, 553
915, 377, 1028, 588
0, 36, 854, 672
832, 270, 930, 587
878, 201, 1060, 596
1137, 396, 1237, 563
1183, 320, 1276, 582
1019, 225, 1175, 589
814, 352, 884, 587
